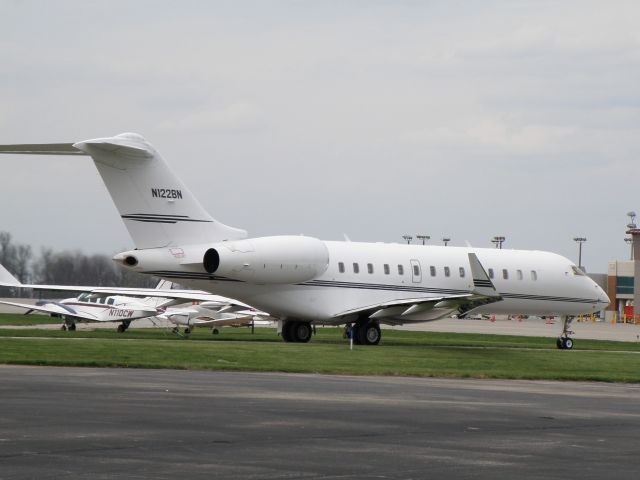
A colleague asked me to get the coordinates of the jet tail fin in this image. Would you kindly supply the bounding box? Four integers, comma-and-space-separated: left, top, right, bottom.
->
0, 133, 247, 249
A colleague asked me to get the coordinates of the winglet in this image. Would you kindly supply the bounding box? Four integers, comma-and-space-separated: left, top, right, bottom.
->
468, 253, 500, 298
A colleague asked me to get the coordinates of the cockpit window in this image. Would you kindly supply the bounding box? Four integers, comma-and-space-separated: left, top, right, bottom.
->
571, 266, 585, 276
78, 293, 89, 301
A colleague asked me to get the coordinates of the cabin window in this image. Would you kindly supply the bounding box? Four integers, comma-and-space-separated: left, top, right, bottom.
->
502, 269, 509, 280
99, 297, 106, 304
107, 298, 115, 305
338, 262, 345, 273
430, 266, 436, 277
517, 269, 523, 280
398, 264, 404, 275
91, 297, 97, 303
531, 270, 538, 281
367, 263, 374, 274
459, 267, 466, 278
383, 264, 390, 275
413, 264, 420, 276
488, 268, 494, 279
353, 263, 360, 274
444, 266, 450, 277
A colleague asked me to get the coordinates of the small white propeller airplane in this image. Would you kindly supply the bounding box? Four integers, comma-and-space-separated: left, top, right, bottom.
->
0, 133, 610, 348
0, 263, 270, 334
161, 301, 272, 335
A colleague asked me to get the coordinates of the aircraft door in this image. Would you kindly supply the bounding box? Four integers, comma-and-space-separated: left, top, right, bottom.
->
410, 259, 422, 283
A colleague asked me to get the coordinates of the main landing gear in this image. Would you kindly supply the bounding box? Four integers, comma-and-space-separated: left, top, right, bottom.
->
281, 320, 313, 343
117, 320, 131, 333
556, 315, 574, 350
347, 320, 381, 346
61, 319, 76, 331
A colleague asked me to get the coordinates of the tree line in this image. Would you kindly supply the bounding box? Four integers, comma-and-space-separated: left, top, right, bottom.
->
0, 231, 158, 298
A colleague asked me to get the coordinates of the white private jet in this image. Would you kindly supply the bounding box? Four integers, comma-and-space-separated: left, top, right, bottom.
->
0, 133, 610, 348
0, 264, 269, 334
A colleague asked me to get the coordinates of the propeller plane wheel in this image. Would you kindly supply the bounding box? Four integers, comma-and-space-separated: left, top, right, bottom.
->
117, 324, 126, 333
68, 323, 76, 331
184, 327, 191, 335
61, 324, 67, 331
172, 327, 179, 334
563, 338, 573, 350
212, 328, 220, 335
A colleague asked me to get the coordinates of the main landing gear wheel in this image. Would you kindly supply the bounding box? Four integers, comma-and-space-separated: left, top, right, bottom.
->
184, 327, 191, 335
68, 323, 76, 331
281, 321, 313, 343
352, 320, 381, 345
212, 328, 220, 335
292, 321, 312, 343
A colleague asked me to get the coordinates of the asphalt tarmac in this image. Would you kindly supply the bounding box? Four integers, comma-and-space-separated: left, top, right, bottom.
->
1, 366, 639, 479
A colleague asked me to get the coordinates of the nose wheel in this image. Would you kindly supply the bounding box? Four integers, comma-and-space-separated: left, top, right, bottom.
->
557, 315, 574, 350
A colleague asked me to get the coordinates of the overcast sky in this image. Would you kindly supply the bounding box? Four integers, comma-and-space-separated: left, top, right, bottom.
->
1, 0, 639, 272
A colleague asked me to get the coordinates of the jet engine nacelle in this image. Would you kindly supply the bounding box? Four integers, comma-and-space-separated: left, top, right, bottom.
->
203, 236, 329, 284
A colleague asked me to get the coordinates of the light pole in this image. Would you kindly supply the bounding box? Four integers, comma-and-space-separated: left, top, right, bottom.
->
573, 237, 587, 270
416, 234, 430, 245
402, 235, 413, 245
491, 236, 505, 249
442, 237, 450, 246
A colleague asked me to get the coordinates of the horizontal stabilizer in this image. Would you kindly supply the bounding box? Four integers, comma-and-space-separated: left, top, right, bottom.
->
0, 143, 86, 155
74, 134, 153, 158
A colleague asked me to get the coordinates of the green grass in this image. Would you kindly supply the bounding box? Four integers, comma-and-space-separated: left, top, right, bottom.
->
0, 313, 60, 326
1, 324, 640, 382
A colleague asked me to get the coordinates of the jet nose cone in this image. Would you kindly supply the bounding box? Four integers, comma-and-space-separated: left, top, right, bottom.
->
596, 285, 610, 308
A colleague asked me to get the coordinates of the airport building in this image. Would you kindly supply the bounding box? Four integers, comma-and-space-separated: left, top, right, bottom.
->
605, 261, 634, 321
604, 223, 640, 323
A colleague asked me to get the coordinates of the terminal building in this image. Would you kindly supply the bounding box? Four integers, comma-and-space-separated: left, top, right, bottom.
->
602, 221, 639, 323
606, 261, 635, 321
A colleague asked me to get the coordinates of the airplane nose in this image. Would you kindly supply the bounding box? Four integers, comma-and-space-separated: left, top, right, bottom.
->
596, 285, 610, 307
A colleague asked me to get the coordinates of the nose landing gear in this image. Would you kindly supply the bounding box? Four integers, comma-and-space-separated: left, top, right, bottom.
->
556, 315, 574, 350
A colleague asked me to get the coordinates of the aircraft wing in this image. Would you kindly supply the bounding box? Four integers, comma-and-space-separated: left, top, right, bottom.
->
333, 253, 503, 323
1, 262, 259, 311
89, 288, 255, 308
332, 294, 474, 322
0, 300, 98, 320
